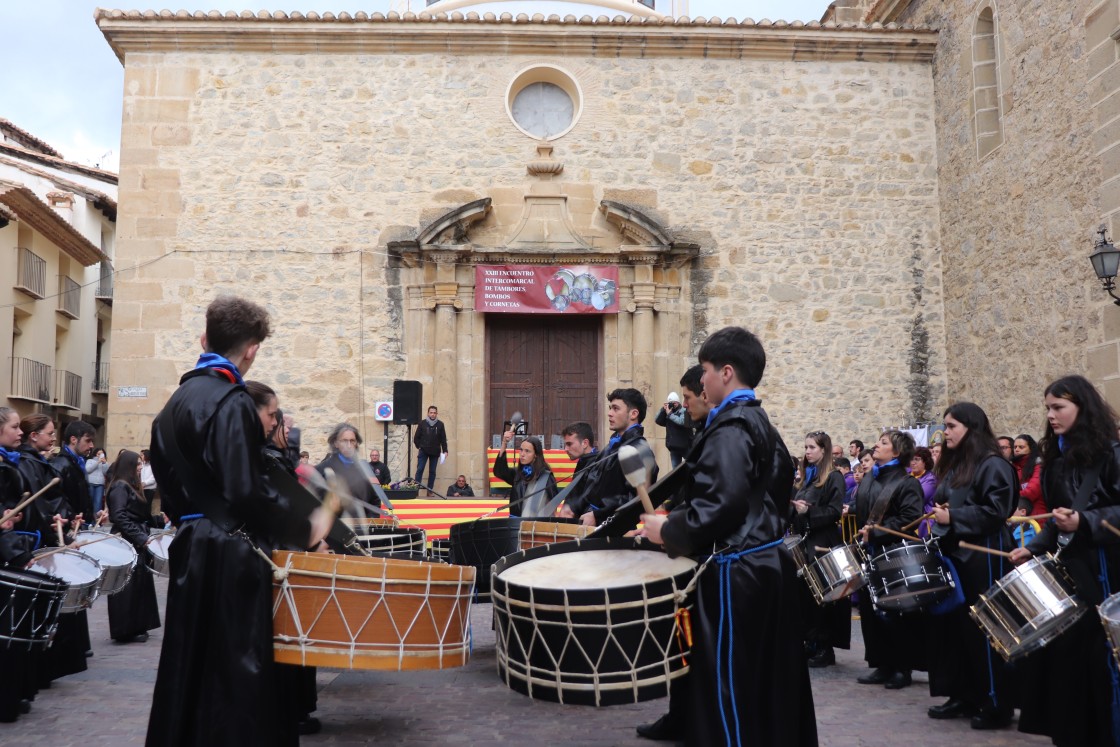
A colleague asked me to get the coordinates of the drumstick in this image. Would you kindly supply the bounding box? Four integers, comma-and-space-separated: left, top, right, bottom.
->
958, 540, 1015, 559
33, 532, 121, 560
56, 521, 65, 547
868, 524, 922, 543
1008, 513, 1053, 523
901, 511, 935, 532
0, 477, 61, 526
1102, 519, 1120, 539
618, 444, 655, 515
814, 546, 831, 553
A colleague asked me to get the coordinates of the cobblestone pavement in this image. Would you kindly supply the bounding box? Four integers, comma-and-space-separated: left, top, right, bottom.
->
3, 578, 1053, 747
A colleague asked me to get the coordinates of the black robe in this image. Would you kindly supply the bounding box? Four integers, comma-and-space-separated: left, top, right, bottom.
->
791, 469, 851, 650
493, 450, 558, 517
0, 457, 36, 722
927, 455, 1016, 711
49, 448, 93, 527
315, 452, 381, 516
854, 463, 927, 673
106, 481, 161, 641
1018, 442, 1120, 746
15, 445, 90, 684
563, 425, 658, 523
146, 367, 309, 747
660, 399, 817, 747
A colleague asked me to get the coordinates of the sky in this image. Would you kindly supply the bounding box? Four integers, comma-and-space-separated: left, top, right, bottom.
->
1, 0, 830, 173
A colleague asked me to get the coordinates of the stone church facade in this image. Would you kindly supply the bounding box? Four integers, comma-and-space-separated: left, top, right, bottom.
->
95, 0, 1108, 487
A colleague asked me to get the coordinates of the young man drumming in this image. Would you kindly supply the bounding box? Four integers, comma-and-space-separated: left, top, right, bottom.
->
640, 326, 817, 747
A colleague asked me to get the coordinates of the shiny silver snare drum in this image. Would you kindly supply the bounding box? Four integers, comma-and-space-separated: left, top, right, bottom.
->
73, 530, 137, 596
29, 548, 103, 613
806, 544, 867, 604
1099, 592, 1120, 667
867, 539, 953, 613
971, 553, 1085, 662
145, 531, 175, 576
784, 534, 824, 601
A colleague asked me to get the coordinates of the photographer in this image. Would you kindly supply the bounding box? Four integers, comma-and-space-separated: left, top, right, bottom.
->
654, 392, 694, 468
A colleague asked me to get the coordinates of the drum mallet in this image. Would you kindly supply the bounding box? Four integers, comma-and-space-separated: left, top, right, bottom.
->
0, 476, 61, 527
618, 444, 656, 515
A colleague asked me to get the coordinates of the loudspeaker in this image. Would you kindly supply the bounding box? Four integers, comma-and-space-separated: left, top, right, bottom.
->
393, 380, 423, 424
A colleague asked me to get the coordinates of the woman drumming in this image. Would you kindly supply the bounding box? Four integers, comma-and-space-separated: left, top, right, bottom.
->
16, 414, 89, 685
495, 430, 557, 518
106, 449, 161, 643
316, 422, 380, 517
854, 429, 925, 689
1012, 375, 1120, 746
926, 402, 1016, 729
790, 431, 850, 667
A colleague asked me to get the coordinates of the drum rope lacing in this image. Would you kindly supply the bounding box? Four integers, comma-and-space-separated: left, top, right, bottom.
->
266, 550, 474, 669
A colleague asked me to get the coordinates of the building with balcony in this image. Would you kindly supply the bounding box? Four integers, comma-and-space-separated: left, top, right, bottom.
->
0, 118, 117, 442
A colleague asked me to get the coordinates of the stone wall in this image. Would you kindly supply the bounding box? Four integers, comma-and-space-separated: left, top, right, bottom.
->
104, 18, 946, 484
896, 0, 1105, 437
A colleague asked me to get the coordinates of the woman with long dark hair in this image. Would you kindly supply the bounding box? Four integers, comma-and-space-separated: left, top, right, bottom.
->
495, 429, 557, 517
1012, 375, 1120, 746
1012, 434, 1045, 517
106, 449, 161, 643
926, 402, 1016, 729
790, 430, 849, 667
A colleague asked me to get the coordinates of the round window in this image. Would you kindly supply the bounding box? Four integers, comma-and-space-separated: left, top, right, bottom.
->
505, 65, 583, 141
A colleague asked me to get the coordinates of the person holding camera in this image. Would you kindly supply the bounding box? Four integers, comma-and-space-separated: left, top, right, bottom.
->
655, 392, 694, 468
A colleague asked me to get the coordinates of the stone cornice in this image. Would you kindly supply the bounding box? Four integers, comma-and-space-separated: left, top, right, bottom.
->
96, 10, 937, 64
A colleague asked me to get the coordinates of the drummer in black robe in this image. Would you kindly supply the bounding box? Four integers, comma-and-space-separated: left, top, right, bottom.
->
1011, 375, 1120, 747
15, 413, 89, 685
0, 405, 37, 722
641, 326, 817, 747
927, 402, 1017, 728
494, 431, 558, 517
105, 449, 161, 643
854, 429, 925, 689
790, 430, 851, 667
49, 420, 97, 529
315, 423, 381, 515
145, 296, 334, 747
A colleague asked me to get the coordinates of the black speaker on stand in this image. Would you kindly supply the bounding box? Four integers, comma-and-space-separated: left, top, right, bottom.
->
393, 380, 423, 483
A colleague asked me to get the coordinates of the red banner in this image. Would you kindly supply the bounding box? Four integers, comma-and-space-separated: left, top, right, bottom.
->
475, 265, 619, 314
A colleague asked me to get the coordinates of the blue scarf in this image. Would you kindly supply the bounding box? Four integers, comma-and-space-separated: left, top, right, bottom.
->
63, 445, 86, 470
336, 452, 353, 465
704, 388, 757, 429
803, 465, 817, 485
1058, 435, 1067, 453
872, 458, 899, 478
0, 446, 19, 465
194, 352, 245, 386
607, 423, 641, 451
521, 465, 534, 479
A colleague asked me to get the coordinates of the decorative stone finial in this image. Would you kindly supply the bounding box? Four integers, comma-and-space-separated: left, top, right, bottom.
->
527, 145, 564, 176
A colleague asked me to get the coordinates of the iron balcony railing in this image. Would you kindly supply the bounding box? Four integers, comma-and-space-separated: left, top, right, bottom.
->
93, 362, 109, 393
57, 275, 80, 319
14, 247, 46, 298
10, 357, 51, 404
54, 369, 82, 410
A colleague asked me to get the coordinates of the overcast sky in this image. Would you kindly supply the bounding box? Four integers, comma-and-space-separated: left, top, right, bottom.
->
1, 0, 830, 172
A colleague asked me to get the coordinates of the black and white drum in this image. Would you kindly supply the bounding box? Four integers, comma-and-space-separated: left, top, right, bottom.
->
1100, 591, 1120, 668
428, 538, 451, 564
971, 553, 1085, 662
805, 544, 867, 604
0, 567, 67, 649
350, 524, 427, 561
29, 548, 102, 613
451, 518, 523, 597
866, 539, 954, 613
73, 530, 137, 596
491, 536, 697, 706
146, 530, 175, 576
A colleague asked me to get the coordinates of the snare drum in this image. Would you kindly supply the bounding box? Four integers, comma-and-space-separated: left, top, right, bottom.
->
29, 548, 103, 613
271, 551, 475, 671
1100, 592, 1120, 668
145, 531, 175, 576
518, 520, 592, 551
784, 534, 824, 601
806, 544, 867, 604
492, 536, 697, 706
73, 530, 137, 596
971, 553, 1085, 662
867, 539, 954, 613
0, 567, 67, 649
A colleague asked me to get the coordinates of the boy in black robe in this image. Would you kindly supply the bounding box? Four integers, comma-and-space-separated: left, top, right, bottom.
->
641, 326, 817, 747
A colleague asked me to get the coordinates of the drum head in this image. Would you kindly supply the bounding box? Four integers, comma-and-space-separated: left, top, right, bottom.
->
73, 531, 137, 568
498, 549, 695, 590
147, 532, 174, 561
31, 550, 102, 585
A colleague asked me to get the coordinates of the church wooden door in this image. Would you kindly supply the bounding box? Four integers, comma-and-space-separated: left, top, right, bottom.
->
487, 316, 600, 449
